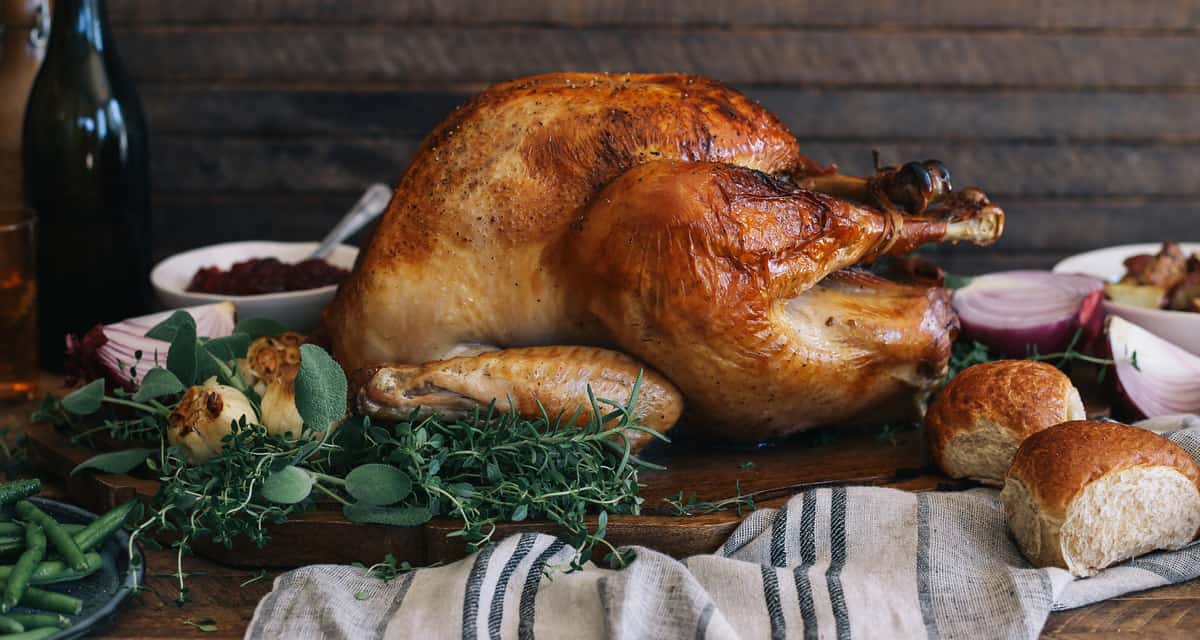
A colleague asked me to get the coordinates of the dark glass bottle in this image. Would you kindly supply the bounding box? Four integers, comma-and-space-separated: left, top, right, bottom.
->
22, 0, 150, 370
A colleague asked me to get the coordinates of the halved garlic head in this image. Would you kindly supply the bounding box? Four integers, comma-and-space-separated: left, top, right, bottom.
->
167, 377, 257, 464
239, 332, 306, 395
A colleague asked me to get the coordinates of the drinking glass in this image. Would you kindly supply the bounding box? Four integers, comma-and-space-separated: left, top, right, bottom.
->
0, 208, 36, 402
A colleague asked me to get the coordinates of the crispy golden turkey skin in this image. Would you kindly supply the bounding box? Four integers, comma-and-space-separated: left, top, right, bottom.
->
323, 72, 1004, 442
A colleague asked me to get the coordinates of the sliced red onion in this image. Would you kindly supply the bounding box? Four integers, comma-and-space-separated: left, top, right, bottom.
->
1108, 316, 1200, 419
65, 302, 237, 388
951, 270, 1104, 357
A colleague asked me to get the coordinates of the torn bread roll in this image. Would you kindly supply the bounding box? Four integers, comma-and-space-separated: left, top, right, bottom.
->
926, 360, 1085, 485
1002, 420, 1200, 577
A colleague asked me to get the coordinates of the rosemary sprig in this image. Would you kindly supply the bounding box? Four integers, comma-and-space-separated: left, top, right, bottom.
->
663, 480, 756, 517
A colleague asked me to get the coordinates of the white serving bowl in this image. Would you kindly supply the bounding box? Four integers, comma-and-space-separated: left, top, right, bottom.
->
150, 241, 358, 331
1053, 242, 1200, 355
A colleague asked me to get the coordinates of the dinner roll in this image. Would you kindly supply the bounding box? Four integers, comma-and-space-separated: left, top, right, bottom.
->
926, 360, 1085, 485
1002, 420, 1200, 577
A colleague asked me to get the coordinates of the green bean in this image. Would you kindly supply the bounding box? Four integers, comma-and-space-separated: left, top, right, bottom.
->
0, 627, 58, 640
0, 524, 85, 560
0, 552, 102, 586
0, 615, 22, 633
0, 482, 39, 510
0, 624, 56, 633
0, 523, 71, 540
4, 614, 69, 630
17, 587, 81, 616
13, 503, 85, 572
72, 501, 135, 552
2, 526, 43, 613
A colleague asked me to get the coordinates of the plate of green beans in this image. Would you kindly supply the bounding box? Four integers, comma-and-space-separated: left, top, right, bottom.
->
0, 480, 141, 639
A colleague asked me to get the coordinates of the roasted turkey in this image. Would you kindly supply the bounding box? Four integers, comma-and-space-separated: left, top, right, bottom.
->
324, 73, 1004, 443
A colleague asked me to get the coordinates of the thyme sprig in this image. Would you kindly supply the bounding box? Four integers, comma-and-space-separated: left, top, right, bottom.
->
948, 328, 1119, 385
663, 480, 756, 516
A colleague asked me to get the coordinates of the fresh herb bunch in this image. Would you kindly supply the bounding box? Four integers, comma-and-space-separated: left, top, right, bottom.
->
38, 310, 666, 602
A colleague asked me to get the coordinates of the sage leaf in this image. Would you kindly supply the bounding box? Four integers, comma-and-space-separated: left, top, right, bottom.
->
343, 503, 432, 527
194, 347, 221, 384
345, 464, 412, 506
145, 310, 196, 342
61, 379, 105, 415
294, 344, 347, 431
132, 368, 184, 402
260, 466, 314, 505
234, 317, 289, 339
166, 318, 198, 385
71, 448, 153, 476
510, 504, 529, 522
203, 334, 252, 363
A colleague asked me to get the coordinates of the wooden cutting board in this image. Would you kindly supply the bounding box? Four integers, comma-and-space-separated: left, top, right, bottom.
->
25, 419, 955, 567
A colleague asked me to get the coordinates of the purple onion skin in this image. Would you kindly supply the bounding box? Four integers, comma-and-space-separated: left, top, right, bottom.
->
1100, 332, 1147, 422
958, 315, 1080, 359
64, 325, 126, 390
1108, 372, 1146, 422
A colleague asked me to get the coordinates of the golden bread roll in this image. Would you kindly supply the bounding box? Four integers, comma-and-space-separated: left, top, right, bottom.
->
1002, 420, 1200, 577
926, 360, 1085, 485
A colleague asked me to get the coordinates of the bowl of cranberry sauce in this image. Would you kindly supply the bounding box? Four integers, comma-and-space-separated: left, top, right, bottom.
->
151, 241, 358, 330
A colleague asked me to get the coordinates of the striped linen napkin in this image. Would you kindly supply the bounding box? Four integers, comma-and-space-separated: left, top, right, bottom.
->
247, 416, 1200, 640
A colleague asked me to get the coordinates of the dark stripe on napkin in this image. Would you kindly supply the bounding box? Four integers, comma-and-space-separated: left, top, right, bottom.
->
770, 504, 790, 567
518, 538, 567, 640
695, 602, 715, 640
793, 491, 819, 640
463, 542, 498, 640
826, 487, 850, 640
761, 565, 786, 640
916, 493, 940, 640
488, 533, 538, 640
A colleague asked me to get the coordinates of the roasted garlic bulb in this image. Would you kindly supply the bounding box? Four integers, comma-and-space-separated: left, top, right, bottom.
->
168, 377, 257, 464
238, 332, 306, 437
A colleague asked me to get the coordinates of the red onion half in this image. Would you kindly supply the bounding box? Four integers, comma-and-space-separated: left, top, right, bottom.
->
951, 271, 1104, 357
65, 302, 237, 388
1108, 316, 1200, 419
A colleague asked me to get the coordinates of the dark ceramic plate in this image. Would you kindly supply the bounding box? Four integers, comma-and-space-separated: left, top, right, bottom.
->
15, 497, 144, 639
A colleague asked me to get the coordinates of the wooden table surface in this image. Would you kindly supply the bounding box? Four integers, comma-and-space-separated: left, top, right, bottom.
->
3, 382, 1198, 639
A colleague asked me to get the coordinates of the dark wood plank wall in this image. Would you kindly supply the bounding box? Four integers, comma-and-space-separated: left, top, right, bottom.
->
107, 0, 1200, 274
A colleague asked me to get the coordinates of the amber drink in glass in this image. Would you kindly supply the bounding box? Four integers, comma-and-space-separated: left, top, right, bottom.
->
0, 209, 36, 401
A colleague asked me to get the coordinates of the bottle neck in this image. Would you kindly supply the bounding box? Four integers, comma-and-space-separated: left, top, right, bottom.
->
47, 0, 109, 53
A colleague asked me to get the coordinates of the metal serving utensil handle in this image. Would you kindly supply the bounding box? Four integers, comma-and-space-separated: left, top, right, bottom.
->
309, 183, 393, 260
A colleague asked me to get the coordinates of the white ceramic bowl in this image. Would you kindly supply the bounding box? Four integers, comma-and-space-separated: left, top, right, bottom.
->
1053, 242, 1200, 355
150, 241, 358, 330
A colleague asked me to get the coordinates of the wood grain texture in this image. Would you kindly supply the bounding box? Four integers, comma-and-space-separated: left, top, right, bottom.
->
141, 87, 1200, 142
113, 28, 1200, 89
106, 0, 1200, 30
143, 135, 1200, 198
